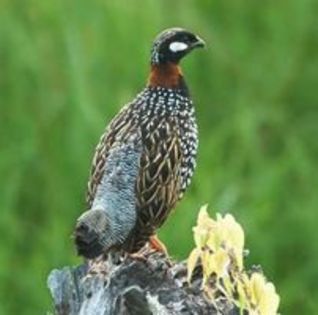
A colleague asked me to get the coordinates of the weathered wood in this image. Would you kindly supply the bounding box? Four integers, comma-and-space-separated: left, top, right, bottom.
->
47, 250, 238, 315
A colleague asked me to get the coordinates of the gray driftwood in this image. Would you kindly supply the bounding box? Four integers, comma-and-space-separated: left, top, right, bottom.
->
47, 250, 238, 315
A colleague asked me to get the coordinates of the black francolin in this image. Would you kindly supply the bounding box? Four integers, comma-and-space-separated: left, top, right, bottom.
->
75, 28, 205, 259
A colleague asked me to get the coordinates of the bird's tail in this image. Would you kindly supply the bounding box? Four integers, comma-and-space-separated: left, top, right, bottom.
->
74, 209, 109, 259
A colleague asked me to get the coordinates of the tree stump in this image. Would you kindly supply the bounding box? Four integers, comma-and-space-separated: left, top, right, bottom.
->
47, 249, 238, 315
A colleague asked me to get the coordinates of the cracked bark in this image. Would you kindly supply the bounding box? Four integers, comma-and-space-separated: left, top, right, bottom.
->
47, 250, 239, 315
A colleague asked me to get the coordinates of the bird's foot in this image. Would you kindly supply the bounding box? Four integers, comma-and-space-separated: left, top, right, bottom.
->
125, 246, 150, 263
149, 235, 169, 256
129, 242, 173, 270
86, 255, 109, 276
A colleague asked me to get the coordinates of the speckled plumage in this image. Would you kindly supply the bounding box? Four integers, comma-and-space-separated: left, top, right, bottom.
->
87, 86, 198, 252
84, 28, 204, 255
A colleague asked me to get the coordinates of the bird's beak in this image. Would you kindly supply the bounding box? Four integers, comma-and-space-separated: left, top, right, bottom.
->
192, 36, 206, 49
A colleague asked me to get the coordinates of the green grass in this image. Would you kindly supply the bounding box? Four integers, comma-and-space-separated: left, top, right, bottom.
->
0, 0, 317, 314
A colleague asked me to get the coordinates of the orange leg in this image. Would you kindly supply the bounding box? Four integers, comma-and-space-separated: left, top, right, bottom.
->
127, 235, 169, 263
149, 234, 168, 255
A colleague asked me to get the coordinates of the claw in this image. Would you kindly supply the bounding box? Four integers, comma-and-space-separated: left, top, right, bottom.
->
149, 235, 168, 256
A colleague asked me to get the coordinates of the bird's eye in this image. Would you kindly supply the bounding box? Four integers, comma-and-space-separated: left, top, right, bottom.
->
169, 41, 189, 53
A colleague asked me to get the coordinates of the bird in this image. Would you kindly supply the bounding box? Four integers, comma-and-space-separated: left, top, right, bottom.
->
75, 27, 205, 259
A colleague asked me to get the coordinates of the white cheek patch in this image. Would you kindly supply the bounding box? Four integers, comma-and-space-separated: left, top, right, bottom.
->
169, 41, 188, 52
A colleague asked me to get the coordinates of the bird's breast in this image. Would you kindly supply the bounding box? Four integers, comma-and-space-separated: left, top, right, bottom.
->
135, 89, 198, 223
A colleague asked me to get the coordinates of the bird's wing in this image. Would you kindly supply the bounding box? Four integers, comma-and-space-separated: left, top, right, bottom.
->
119, 115, 183, 253
136, 116, 183, 227
86, 104, 137, 208
76, 131, 142, 259
91, 131, 142, 214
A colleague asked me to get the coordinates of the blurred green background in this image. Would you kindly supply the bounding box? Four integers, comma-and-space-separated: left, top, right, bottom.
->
0, 0, 317, 314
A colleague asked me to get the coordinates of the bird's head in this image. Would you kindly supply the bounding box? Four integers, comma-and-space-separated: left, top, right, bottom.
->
150, 28, 205, 65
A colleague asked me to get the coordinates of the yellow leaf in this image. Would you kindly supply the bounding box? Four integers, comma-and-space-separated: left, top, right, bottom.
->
193, 205, 215, 248
206, 228, 218, 251
213, 248, 230, 277
193, 226, 209, 249
236, 275, 249, 311
250, 273, 266, 306
197, 204, 209, 222
197, 205, 215, 229
201, 248, 231, 287
187, 248, 200, 283
247, 273, 280, 315
188, 206, 280, 315
259, 281, 280, 315
201, 249, 214, 285
224, 214, 244, 251
218, 213, 245, 270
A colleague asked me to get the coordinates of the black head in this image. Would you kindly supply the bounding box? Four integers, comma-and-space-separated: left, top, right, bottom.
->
150, 28, 205, 65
